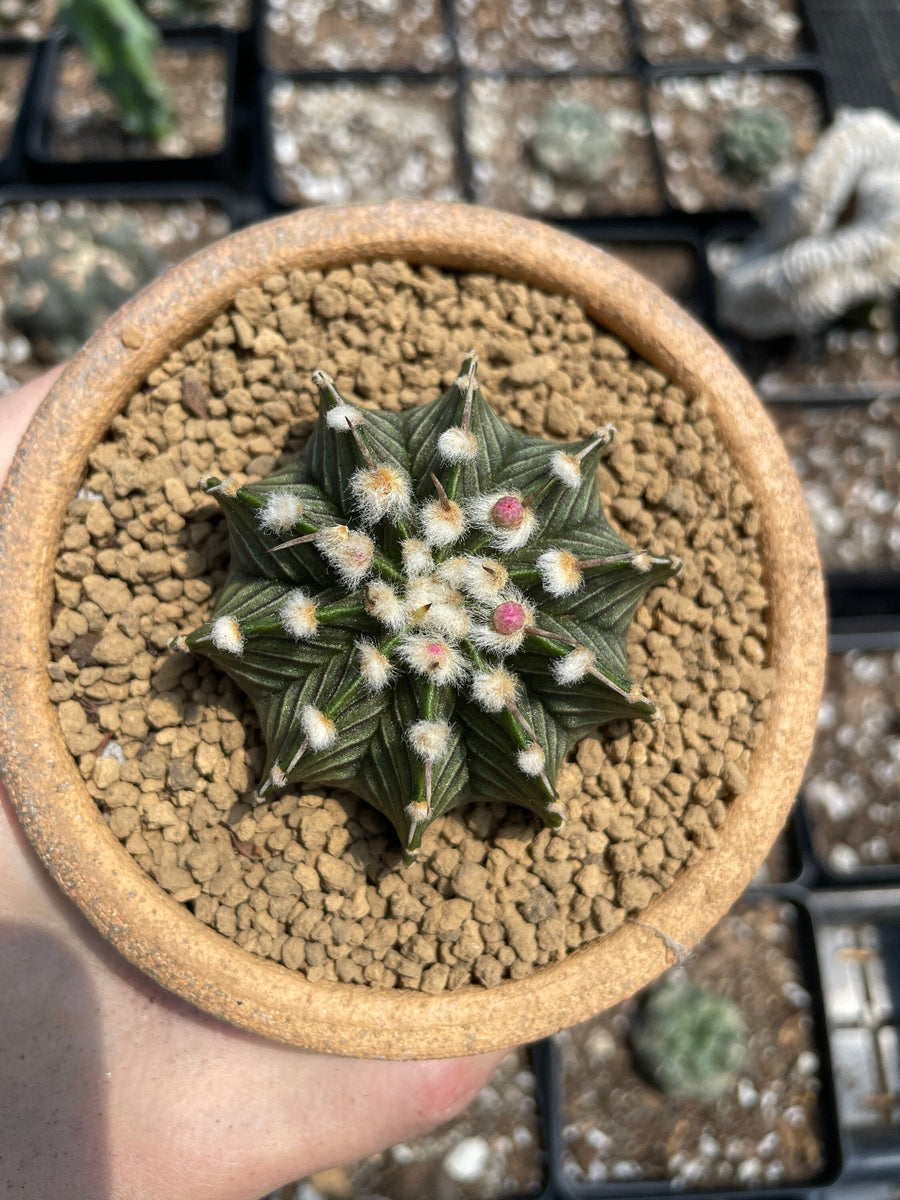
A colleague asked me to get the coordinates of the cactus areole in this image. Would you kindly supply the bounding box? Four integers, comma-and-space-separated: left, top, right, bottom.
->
171, 355, 681, 860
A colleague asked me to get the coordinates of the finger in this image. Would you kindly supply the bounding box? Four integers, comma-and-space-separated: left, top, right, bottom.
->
0, 365, 66, 489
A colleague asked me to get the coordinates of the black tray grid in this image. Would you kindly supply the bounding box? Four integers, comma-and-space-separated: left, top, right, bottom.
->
0, 0, 898, 1195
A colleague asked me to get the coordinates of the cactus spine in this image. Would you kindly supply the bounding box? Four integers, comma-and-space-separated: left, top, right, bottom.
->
173, 355, 680, 860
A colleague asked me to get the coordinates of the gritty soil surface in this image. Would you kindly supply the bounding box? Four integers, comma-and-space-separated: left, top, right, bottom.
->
600, 241, 700, 308
270, 1049, 542, 1200
140, 0, 251, 28
264, 0, 450, 72
48, 261, 772, 993
456, 0, 631, 70
650, 72, 822, 212
770, 398, 900, 571
45, 44, 228, 161
560, 899, 826, 1187
0, 0, 55, 39
0, 198, 231, 393
632, 0, 806, 63
0, 52, 29, 159
739, 304, 900, 399
466, 76, 663, 218
804, 649, 900, 874
268, 79, 461, 207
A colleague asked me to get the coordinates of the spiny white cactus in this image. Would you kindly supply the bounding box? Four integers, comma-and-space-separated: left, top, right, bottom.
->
713, 107, 900, 338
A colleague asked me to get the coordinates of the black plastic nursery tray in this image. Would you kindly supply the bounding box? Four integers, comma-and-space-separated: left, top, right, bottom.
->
0, 2, 897, 1199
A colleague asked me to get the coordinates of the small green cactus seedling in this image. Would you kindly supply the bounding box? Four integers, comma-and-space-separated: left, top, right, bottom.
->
716, 107, 791, 185
57, 0, 176, 142
172, 355, 680, 858
7, 217, 165, 361
630, 979, 748, 1101
530, 100, 625, 186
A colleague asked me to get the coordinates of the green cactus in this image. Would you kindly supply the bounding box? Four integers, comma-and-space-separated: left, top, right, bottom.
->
172, 355, 680, 859
530, 100, 625, 186
57, 0, 176, 142
716, 107, 791, 185
7, 217, 165, 361
630, 979, 748, 1100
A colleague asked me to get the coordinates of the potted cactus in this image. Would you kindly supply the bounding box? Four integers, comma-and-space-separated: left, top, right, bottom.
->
0, 202, 825, 1058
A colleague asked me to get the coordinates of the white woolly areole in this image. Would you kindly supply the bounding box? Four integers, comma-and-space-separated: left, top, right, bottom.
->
356, 639, 394, 691
365, 580, 406, 631
420, 497, 467, 547
437, 555, 469, 587
408, 719, 451, 762
437, 427, 478, 463
404, 576, 449, 624
537, 549, 583, 597
552, 646, 594, 685
632, 552, 652, 572
469, 491, 537, 551
550, 451, 582, 490
210, 615, 244, 656
461, 556, 509, 603
315, 525, 374, 586
350, 465, 412, 524
279, 589, 318, 639
258, 492, 305, 535
517, 742, 546, 776
325, 403, 365, 430
300, 704, 337, 751
398, 634, 467, 686
470, 624, 526, 656
422, 601, 471, 640
471, 666, 519, 713
269, 764, 287, 788
401, 538, 434, 577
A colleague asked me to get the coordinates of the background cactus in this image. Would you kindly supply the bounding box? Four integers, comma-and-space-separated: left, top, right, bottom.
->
57, 0, 176, 142
173, 354, 679, 858
7, 216, 165, 361
630, 979, 748, 1100
530, 100, 625, 186
716, 106, 790, 185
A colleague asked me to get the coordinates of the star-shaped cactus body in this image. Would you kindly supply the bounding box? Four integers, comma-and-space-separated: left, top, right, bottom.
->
172, 355, 680, 859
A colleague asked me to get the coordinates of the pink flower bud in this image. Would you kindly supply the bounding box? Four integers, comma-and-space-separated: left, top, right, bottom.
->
492, 601, 526, 636
491, 495, 526, 529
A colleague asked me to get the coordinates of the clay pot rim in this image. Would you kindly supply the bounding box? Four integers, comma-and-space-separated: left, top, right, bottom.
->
0, 201, 825, 1059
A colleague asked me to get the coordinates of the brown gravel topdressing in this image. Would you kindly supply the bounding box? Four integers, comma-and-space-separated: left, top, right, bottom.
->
48, 261, 772, 993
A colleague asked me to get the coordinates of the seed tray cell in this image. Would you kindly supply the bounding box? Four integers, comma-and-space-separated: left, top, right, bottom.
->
266, 74, 462, 207
648, 69, 824, 213
25, 28, 238, 183
465, 75, 662, 219
262, 0, 451, 72
630, 0, 811, 65
454, 0, 633, 72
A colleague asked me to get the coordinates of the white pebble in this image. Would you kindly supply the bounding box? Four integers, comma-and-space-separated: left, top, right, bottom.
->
443, 1136, 491, 1183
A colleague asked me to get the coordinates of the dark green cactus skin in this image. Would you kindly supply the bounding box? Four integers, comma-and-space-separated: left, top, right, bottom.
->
530, 100, 624, 186
7, 217, 165, 361
172, 356, 680, 859
57, 0, 176, 142
716, 107, 791, 185
631, 980, 748, 1101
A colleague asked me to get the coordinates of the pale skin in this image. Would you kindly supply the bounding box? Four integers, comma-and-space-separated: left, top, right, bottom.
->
0, 369, 507, 1200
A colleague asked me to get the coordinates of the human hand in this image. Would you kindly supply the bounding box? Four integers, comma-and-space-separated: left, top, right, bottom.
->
0, 369, 507, 1200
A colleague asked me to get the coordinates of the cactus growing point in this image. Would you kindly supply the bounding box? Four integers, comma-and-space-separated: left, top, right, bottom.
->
172, 355, 681, 858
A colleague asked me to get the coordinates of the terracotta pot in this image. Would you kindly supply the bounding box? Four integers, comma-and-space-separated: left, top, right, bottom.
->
0, 201, 825, 1059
